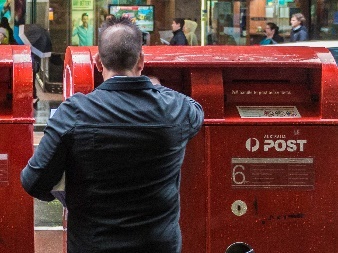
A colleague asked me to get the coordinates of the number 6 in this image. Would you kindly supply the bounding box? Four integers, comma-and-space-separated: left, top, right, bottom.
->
232, 165, 246, 184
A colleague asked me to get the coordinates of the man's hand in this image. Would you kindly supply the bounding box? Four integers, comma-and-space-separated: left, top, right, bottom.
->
148, 76, 160, 85
93, 53, 103, 72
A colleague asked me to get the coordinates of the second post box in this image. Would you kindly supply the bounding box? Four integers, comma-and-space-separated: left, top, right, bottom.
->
63, 45, 338, 253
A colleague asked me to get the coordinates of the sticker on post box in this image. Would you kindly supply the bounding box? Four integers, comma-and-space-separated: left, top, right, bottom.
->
237, 106, 301, 118
231, 158, 314, 189
0, 154, 9, 185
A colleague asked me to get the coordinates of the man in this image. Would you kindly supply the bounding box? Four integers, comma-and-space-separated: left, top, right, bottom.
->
105, 14, 115, 21
72, 12, 93, 46
170, 18, 188, 45
289, 13, 308, 42
21, 17, 204, 252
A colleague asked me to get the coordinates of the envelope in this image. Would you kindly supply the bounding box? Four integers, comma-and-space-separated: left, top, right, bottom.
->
51, 172, 66, 207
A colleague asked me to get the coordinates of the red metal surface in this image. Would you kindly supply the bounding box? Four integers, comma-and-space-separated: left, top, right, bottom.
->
63, 46, 95, 100
63, 45, 338, 252
0, 45, 34, 252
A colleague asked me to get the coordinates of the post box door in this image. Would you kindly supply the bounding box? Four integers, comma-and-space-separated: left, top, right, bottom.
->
206, 124, 338, 253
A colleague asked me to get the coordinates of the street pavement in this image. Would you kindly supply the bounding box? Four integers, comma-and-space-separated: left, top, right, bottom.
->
33, 82, 64, 253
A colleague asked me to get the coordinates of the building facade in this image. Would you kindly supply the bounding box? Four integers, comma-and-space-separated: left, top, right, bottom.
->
28, 0, 338, 49
20, 0, 338, 91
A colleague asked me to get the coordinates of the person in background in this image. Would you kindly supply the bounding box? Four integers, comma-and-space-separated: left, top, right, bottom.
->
170, 18, 188, 45
141, 30, 150, 45
21, 17, 204, 252
32, 54, 40, 106
0, 17, 16, 44
290, 13, 308, 42
121, 14, 150, 45
0, 27, 8, 44
72, 12, 93, 46
0, 0, 11, 20
184, 19, 198, 46
105, 14, 115, 21
260, 22, 284, 45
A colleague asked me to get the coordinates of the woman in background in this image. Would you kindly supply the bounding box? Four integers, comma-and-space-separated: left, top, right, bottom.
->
184, 19, 198, 46
260, 22, 284, 45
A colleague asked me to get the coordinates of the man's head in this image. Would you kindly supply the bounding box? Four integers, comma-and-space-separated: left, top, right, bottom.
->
82, 13, 89, 27
291, 13, 305, 28
105, 14, 115, 21
172, 18, 185, 32
1, 17, 9, 27
97, 17, 143, 78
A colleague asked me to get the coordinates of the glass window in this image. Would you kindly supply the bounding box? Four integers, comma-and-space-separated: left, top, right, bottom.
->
206, 0, 242, 45
311, 0, 338, 40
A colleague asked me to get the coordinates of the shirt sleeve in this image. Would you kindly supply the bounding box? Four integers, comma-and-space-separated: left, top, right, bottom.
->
184, 96, 204, 139
20, 98, 77, 201
72, 27, 78, 37
299, 30, 308, 41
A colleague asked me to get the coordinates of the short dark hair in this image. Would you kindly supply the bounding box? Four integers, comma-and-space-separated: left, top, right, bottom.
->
173, 18, 185, 29
267, 22, 279, 34
82, 13, 88, 19
105, 14, 116, 21
98, 17, 142, 72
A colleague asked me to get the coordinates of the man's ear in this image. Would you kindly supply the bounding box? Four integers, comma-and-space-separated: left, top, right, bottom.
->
94, 53, 103, 72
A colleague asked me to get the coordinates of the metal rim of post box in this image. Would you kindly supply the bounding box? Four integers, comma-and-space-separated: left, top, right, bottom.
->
225, 242, 255, 253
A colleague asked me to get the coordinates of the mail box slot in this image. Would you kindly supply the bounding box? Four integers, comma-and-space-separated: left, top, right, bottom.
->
63, 45, 338, 253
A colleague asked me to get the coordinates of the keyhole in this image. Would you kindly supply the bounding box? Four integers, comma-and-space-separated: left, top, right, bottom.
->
231, 200, 247, 216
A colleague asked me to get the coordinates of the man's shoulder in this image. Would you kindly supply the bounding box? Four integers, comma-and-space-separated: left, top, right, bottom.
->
64, 92, 87, 105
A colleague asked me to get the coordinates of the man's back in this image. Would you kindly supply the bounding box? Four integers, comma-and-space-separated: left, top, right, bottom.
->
21, 17, 203, 253
23, 76, 203, 252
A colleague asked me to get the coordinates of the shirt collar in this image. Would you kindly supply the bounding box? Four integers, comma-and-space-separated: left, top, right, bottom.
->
293, 25, 301, 31
95, 75, 159, 91
173, 28, 183, 34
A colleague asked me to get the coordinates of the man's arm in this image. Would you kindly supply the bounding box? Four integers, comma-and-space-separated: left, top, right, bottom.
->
21, 100, 75, 201
299, 30, 308, 41
176, 32, 188, 45
185, 96, 204, 136
72, 26, 79, 37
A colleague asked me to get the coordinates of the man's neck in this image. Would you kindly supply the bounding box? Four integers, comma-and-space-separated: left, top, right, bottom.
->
102, 69, 139, 81
293, 25, 301, 31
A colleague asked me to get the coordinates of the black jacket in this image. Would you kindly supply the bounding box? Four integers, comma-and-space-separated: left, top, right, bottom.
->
21, 76, 204, 253
170, 29, 188, 45
290, 26, 308, 42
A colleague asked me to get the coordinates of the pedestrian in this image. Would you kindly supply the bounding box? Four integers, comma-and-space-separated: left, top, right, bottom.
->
289, 13, 308, 42
0, 0, 11, 20
0, 17, 16, 44
260, 22, 284, 45
141, 30, 150, 45
184, 19, 198, 46
72, 12, 93, 46
105, 14, 115, 21
0, 27, 8, 44
21, 16, 204, 253
32, 54, 40, 106
170, 18, 188, 45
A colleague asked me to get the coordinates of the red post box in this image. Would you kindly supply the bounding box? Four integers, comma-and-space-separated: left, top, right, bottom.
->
63, 45, 338, 253
0, 45, 34, 252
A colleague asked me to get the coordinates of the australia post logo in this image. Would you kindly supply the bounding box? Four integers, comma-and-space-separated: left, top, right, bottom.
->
246, 136, 307, 152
